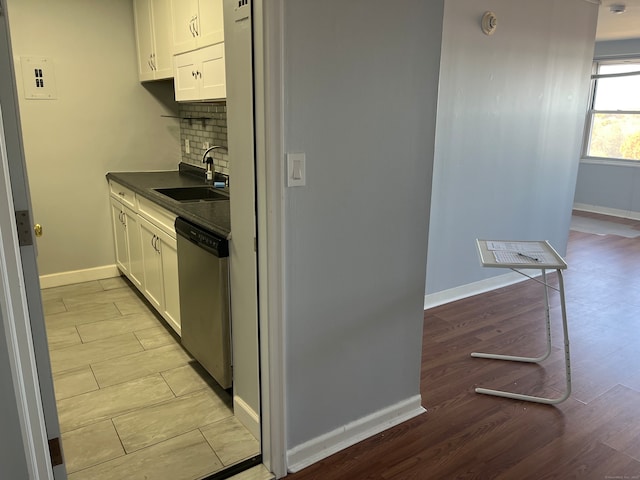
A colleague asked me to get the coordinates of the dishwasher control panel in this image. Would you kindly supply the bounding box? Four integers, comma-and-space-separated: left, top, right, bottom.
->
175, 217, 229, 258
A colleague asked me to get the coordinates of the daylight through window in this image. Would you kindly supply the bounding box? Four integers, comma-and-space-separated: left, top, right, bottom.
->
584, 61, 640, 161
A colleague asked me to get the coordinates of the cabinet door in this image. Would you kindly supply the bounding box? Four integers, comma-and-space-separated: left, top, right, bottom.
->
124, 206, 143, 289
198, 0, 224, 48
110, 198, 129, 275
150, 0, 173, 79
158, 231, 180, 334
133, 0, 155, 82
170, 0, 199, 54
174, 50, 200, 101
139, 217, 163, 311
200, 42, 226, 100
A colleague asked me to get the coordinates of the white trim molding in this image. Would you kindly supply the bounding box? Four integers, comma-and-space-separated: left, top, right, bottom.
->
39, 264, 119, 289
424, 271, 528, 310
286, 395, 425, 474
234, 395, 261, 442
573, 203, 640, 222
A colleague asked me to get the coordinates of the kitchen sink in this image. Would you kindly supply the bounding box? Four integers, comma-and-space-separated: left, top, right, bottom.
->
154, 186, 229, 202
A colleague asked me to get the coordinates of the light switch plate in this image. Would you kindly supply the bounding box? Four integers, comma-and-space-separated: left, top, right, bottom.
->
287, 153, 306, 187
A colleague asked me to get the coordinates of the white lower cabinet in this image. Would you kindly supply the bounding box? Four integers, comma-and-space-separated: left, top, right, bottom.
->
109, 182, 180, 335
138, 207, 181, 335
127, 211, 144, 291
111, 198, 129, 275
160, 234, 180, 333
139, 217, 164, 312
110, 197, 143, 289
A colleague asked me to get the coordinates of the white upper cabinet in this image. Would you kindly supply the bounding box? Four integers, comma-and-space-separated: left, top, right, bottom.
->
170, 0, 224, 54
174, 42, 226, 101
133, 0, 173, 81
197, 0, 224, 49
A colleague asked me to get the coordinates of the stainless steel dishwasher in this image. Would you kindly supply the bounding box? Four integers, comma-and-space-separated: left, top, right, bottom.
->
175, 217, 232, 389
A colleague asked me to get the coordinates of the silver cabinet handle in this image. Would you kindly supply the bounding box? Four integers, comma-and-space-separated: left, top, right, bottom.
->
193, 14, 199, 36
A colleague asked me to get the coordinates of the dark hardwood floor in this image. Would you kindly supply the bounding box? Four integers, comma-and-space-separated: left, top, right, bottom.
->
287, 213, 640, 480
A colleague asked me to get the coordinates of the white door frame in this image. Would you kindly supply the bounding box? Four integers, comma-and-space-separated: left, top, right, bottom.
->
255, 0, 287, 477
0, 2, 55, 477
0, 109, 53, 480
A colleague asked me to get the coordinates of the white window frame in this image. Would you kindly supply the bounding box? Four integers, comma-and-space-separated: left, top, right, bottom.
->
582, 58, 640, 166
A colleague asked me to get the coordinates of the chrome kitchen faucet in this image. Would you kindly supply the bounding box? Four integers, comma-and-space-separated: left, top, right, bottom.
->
202, 145, 228, 181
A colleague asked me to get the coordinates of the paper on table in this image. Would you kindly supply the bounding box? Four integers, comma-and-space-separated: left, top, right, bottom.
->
486, 241, 545, 255
493, 251, 536, 264
484, 241, 557, 264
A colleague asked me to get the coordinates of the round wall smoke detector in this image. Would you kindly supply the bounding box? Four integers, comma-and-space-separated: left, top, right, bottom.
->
481, 11, 498, 35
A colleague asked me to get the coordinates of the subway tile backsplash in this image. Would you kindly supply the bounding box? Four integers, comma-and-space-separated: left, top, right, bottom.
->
179, 102, 229, 176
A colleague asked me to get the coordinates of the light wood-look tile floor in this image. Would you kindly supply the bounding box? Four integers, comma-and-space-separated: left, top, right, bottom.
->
42, 276, 260, 480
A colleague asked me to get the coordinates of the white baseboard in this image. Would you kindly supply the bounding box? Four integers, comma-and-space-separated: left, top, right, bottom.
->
39, 265, 120, 289
573, 203, 640, 221
234, 395, 261, 441
424, 271, 530, 310
287, 395, 425, 473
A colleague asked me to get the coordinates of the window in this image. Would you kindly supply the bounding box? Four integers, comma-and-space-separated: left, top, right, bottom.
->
584, 60, 640, 161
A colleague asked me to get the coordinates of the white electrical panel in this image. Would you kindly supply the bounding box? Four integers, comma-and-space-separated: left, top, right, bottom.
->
20, 56, 57, 100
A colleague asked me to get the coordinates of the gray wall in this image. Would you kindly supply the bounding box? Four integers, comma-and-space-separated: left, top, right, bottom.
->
7, 0, 181, 279
426, 0, 598, 294
573, 38, 640, 216
283, 0, 443, 448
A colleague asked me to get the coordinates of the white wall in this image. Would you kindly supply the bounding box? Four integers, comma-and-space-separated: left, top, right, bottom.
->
282, 0, 443, 456
426, 0, 598, 296
6, 0, 181, 279
574, 38, 640, 218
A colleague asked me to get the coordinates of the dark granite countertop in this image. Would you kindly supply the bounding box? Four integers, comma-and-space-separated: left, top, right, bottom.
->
106, 164, 231, 239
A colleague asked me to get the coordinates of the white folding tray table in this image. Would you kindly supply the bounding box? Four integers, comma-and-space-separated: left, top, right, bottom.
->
473, 239, 571, 404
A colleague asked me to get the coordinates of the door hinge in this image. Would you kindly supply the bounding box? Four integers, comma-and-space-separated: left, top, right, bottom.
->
15, 210, 33, 246
48, 437, 64, 467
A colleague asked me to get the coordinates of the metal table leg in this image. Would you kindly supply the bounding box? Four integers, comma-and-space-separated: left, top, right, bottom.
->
472, 269, 572, 405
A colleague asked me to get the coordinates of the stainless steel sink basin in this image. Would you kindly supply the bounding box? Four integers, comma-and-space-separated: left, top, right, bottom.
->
154, 186, 229, 202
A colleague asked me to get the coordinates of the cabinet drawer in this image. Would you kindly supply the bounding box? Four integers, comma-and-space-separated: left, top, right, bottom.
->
138, 196, 177, 237
109, 181, 137, 209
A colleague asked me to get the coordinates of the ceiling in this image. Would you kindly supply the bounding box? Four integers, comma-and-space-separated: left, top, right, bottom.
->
595, 0, 640, 40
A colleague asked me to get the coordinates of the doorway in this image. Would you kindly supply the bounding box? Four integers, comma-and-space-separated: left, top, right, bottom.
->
0, 0, 267, 478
